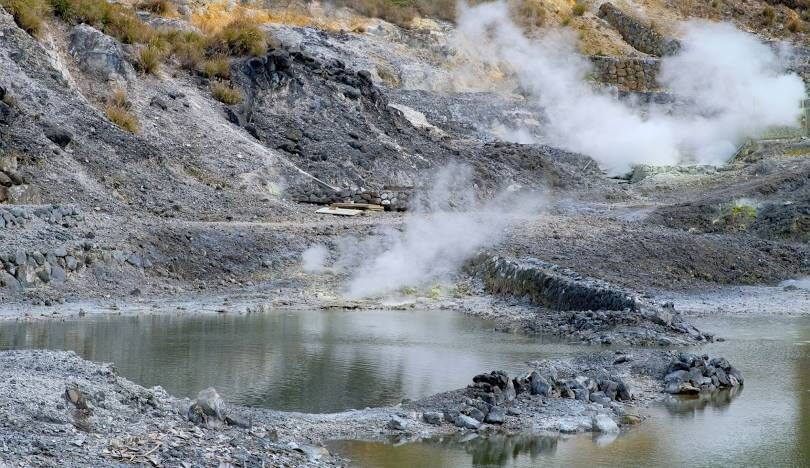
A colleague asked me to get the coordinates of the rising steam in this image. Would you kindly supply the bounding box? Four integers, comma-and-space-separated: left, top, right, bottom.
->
453, 1, 806, 174
300, 164, 543, 298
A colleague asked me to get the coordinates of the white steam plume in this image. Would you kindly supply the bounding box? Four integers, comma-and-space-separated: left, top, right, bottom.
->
301, 164, 543, 298
453, 2, 806, 174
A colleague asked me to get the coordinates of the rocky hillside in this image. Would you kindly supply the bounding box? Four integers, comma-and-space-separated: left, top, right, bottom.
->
0, 0, 807, 307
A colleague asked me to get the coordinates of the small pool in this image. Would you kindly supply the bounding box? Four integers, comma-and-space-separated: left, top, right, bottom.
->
0, 308, 590, 413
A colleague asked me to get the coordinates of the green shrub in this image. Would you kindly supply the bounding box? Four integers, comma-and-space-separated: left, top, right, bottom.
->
572, 1, 587, 16
211, 82, 242, 104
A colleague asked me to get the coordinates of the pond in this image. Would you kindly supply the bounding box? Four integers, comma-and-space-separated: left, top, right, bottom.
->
329, 315, 810, 467
0, 308, 591, 413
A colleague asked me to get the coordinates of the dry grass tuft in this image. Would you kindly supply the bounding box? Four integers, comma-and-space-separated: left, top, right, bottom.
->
136, 44, 162, 74
136, 0, 176, 17
212, 16, 268, 56
1, 0, 51, 36
787, 15, 804, 32
211, 82, 242, 104
105, 89, 139, 132
572, 0, 588, 17
762, 5, 776, 25
514, 0, 546, 28
202, 56, 231, 79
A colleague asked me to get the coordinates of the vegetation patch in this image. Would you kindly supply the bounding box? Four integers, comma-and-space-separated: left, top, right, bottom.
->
136, 0, 175, 17
1, 0, 51, 36
211, 82, 242, 104
202, 56, 231, 79
135, 44, 162, 74
105, 89, 139, 133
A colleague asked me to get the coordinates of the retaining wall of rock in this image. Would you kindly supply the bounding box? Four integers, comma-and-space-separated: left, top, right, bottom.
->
597, 3, 680, 57
590, 56, 660, 91
465, 254, 638, 311
286, 184, 412, 211
0, 243, 150, 291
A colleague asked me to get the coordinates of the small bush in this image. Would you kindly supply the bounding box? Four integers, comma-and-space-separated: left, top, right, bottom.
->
211, 82, 242, 104
762, 6, 776, 25
136, 44, 162, 74
1, 0, 50, 36
572, 1, 588, 16
213, 17, 268, 56
202, 56, 231, 79
136, 0, 175, 17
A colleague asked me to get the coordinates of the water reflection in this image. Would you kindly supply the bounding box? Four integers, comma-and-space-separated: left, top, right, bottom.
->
0, 309, 587, 413
662, 387, 743, 415
329, 433, 561, 468
330, 316, 810, 467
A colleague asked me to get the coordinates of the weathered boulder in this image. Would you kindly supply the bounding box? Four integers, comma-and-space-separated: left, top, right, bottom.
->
69, 24, 135, 81
529, 371, 551, 396
484, 406, 506, 424
422, 411, 443, 425
453, 414, 481, 430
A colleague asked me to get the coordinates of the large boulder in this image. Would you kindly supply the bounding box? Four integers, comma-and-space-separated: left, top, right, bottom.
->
69, 24, 135, 81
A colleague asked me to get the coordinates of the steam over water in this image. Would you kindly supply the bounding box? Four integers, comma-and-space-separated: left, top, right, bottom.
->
453, 1, 806, 174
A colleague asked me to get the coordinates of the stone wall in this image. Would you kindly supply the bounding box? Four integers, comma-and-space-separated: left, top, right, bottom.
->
286, 183, 412, 211
590, 56, 660, 91
597, 3, 680, 57
465, 254, 639, 312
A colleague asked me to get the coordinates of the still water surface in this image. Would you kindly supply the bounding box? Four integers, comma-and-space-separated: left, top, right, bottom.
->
0, 308, 590, 412
330, 316, 810, 467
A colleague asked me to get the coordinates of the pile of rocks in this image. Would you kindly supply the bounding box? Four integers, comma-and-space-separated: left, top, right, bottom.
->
287, 183, 412, 211
425, 369, 633, 431
598, 3, 680, 57
0, 204, 82, 229
0, 153, 38, 204
663, 352, 744, 394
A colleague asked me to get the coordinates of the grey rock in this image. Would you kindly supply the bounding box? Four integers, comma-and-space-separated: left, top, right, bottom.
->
422, 411, 443, 425
195, 387, 225, 420
592, 414, 620, 433
386, 415, 407, 431
50, 265, 66, 283
529, 371, 551, 396
484, 406, 506, 424
69, 24, 135, 81
453, 414, 481, 430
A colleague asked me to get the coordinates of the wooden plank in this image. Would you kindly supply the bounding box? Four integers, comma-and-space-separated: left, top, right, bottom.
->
316, 207, 362, 216
329, 203, 384, 211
